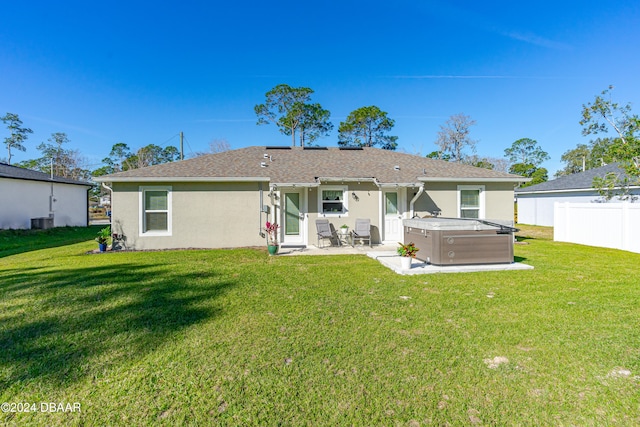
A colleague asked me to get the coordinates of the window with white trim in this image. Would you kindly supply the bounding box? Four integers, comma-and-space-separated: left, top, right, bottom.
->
457, 185, 485, 219
140, 186, 172, 235
319, 186, 348, 216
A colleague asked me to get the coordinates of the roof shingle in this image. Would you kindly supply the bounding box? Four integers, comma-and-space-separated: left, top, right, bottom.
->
515, 163, 629, 193
0, 163, 91, 186
97, 146, 525, 184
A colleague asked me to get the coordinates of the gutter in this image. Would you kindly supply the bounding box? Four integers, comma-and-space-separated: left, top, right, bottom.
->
419, 177, 530, 183
270, 182, 320, 188
93, 176, 271, 183
377, 182, 420, 188
315, 177, 380, 187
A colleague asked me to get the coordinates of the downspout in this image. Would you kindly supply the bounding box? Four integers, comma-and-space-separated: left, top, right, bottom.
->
258, 183, 266, 238
101, 182, 113, 226
86, 187, 90, 227
267, 185, 279, 243
49, 160, 55, 221
409, 184, 425, 218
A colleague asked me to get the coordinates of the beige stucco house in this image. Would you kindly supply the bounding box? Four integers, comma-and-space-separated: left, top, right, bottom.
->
95, 146, 527, 250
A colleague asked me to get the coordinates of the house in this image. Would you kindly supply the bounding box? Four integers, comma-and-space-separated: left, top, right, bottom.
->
94, 146, 527, 250
0, 163, 92, 229
515, 163, 640, 226
99, 194, 111, 208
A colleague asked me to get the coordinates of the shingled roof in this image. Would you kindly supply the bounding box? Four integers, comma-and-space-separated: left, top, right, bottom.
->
0, 163, 91, 186
96, 146, 526, 184
515, 163, 632, 193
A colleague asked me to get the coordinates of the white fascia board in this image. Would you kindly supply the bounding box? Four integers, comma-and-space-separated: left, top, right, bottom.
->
419, 177, 530, 183
377, 183, 422, 188
271, 182, 320, 188
316, 177, 378, 183
94, 176, 271, 183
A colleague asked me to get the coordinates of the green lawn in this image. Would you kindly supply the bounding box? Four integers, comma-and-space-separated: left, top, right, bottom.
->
0, 226, 100, 258
1, 227, 639, 426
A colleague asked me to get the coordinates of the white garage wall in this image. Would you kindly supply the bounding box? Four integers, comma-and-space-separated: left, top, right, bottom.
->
0, 178, 89, 229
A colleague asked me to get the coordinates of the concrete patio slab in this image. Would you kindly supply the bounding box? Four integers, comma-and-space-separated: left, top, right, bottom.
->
278, 245, 533, 275
366, 251, 534, 275
278, 244, 396, 256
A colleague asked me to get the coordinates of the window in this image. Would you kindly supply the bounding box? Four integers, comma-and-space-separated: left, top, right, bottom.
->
457, 185, 484, 219
140, 186, 172, 235
319, 186, 347, 216
385, 192, 398, 216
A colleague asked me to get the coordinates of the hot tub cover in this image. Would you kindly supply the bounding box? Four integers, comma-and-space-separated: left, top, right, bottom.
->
403, 218, 515, 232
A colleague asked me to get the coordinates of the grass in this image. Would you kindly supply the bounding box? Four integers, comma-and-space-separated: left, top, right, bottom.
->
0, 226, 101, 258
515, 223, 554, 241
1, 227, 639, 426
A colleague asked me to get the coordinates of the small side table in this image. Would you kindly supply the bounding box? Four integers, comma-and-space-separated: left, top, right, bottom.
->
337, 231, 352, 247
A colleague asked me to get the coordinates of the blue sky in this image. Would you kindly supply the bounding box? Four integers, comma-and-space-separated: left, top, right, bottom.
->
2, 1, 639, 175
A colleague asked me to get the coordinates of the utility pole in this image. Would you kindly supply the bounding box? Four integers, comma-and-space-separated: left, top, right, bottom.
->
180, 132, 184, 160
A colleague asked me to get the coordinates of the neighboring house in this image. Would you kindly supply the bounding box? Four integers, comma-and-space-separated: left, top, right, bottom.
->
0, 163, 92, 229
100, 194, 111, 207
95, 146, 527, 250
516, 163, 640, 226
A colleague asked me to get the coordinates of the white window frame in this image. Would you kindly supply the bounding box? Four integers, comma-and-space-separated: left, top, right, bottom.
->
318, 185, 348, 217
139, 185, 172, 236
457, 185, 485, 219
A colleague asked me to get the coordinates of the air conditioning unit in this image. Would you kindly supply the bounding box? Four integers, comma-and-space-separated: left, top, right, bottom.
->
31, 217, 54, 230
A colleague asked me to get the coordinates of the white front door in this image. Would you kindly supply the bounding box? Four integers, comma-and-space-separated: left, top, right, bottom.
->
281, 190, 306, 245
382, 189, 405, 242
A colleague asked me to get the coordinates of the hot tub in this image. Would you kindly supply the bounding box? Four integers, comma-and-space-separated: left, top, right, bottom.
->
403, 218, 518, 266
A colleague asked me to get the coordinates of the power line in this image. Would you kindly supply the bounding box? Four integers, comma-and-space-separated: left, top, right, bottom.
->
182, 134, 196, 157
159, 133, 180, 148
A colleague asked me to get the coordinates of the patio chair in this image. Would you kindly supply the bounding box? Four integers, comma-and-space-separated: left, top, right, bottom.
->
315, 219, 340, 248
351, 218, 371, 247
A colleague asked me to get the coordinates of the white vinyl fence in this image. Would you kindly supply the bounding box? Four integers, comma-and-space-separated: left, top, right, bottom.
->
554, 202, 640, 254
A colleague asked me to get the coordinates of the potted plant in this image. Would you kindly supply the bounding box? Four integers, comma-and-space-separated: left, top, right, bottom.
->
339, 224, 349, 235
264, 221, 280, 255
95, 226, 111, 252
397, 242, 419, 270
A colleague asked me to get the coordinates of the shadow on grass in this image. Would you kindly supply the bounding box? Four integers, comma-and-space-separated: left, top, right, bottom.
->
0, 261, 235, 388
515, 236, 537, 242
0, 226, 101, 259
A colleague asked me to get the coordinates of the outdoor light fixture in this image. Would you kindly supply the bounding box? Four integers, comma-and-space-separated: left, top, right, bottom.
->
352, 192, 359, 201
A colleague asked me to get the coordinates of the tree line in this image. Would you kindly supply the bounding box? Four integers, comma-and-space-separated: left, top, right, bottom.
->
254, 84, 550, 185
0, 112, 181, 183
3, 85, 638, 193
254, 84, 398, 150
